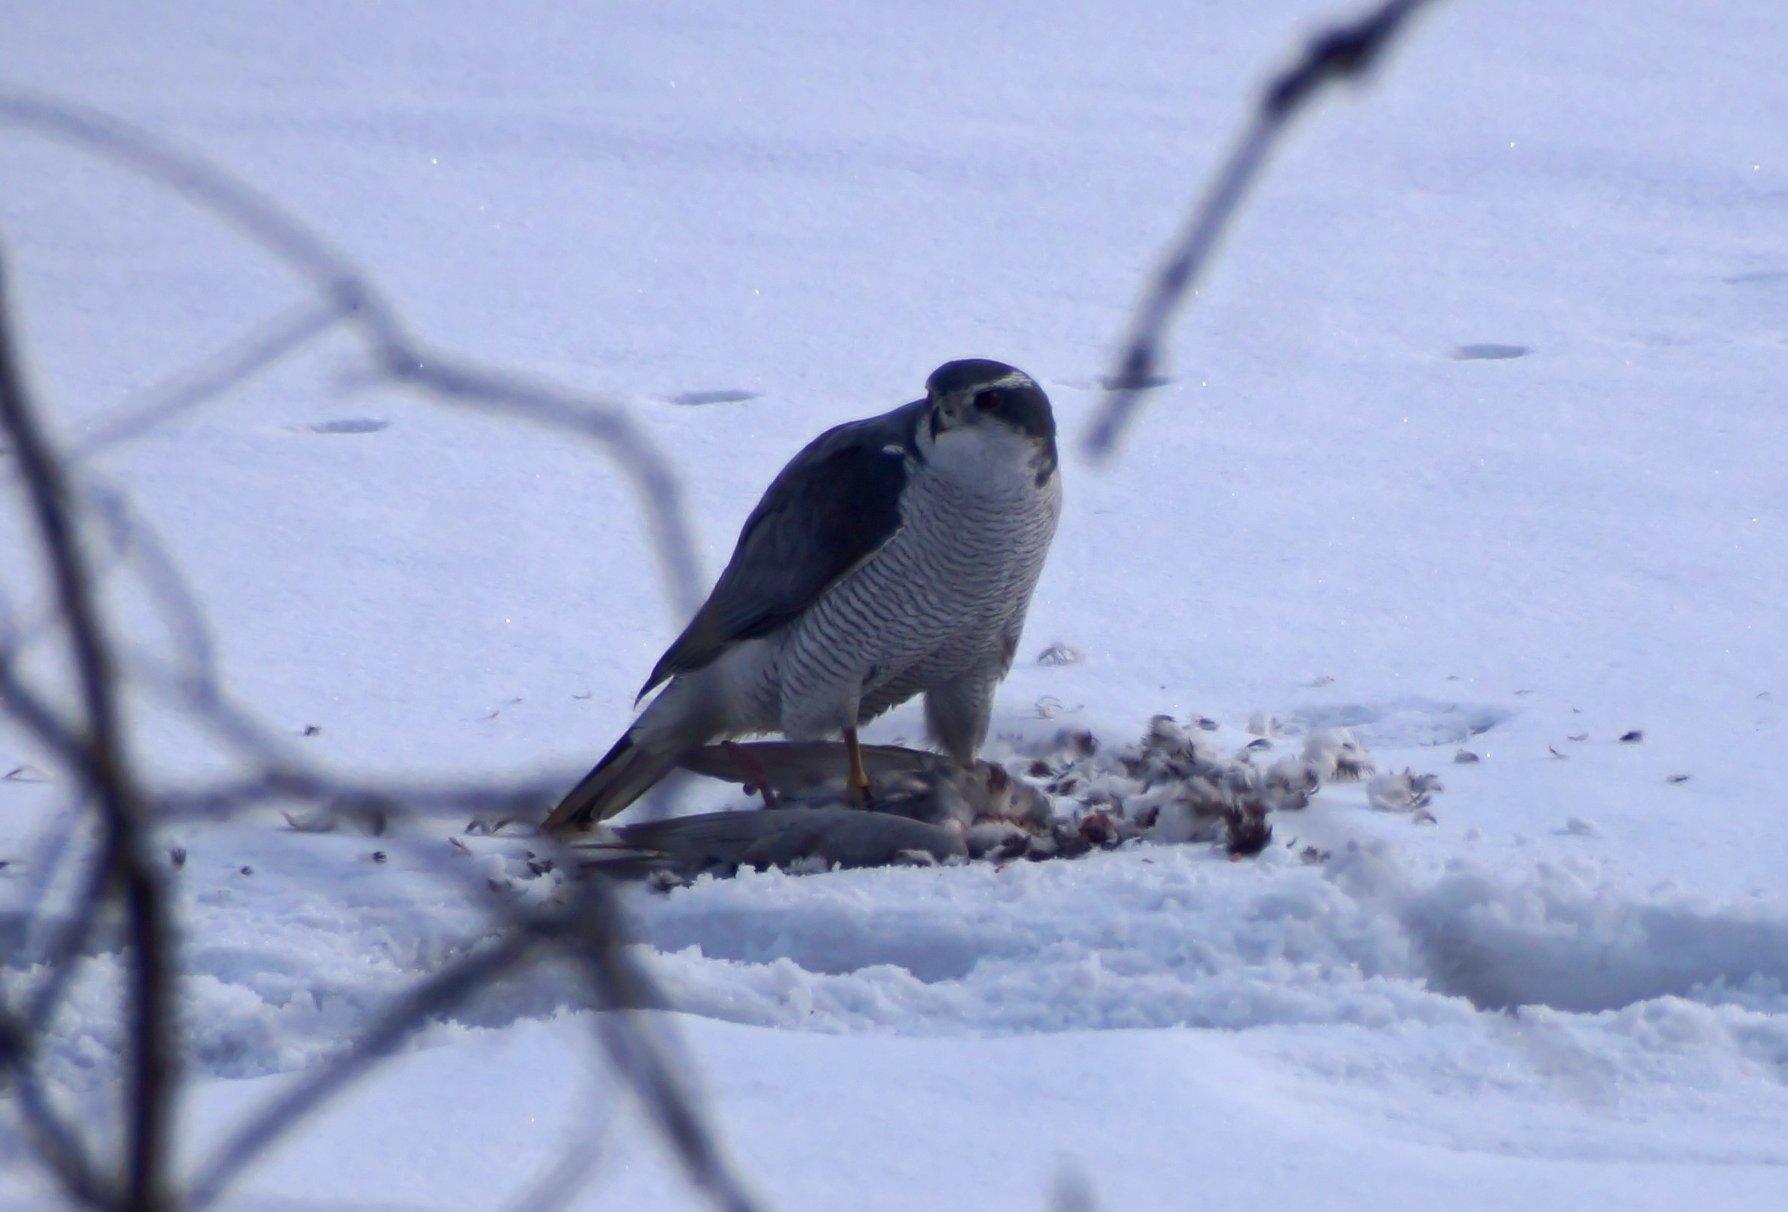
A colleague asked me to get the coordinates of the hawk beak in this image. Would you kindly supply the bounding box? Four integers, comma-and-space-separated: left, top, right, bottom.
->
925, 398, 949, 439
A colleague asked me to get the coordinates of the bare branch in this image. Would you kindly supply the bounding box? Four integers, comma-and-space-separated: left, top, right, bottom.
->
563, 898, 760, 1212
0, 1008, 112, 1206
73, 299, 343, 461
0, 6, 1472, 1206
0, 91, 702, 615
82, 483, 221, 688
1084, 0, 1438, 458
185, 927, 541, 1209
0, 76, 784, 1211
0, 250, 175, 1207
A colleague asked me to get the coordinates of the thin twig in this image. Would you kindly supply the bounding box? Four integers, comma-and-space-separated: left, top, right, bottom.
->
1084, 0, 1438, 458
73, 299, 343, 460
566, 902, 760, 1212
185, 927, 541, 1209
0, 250, 174, 1208
0, 92, 702, 615
0, 86, 769, 1212
0, 1009, 111, 1206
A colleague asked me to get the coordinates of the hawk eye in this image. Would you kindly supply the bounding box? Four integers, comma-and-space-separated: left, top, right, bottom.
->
974, 389, 1002, 411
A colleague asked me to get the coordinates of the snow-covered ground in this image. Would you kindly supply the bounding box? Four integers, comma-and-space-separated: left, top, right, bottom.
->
3, 1, 1785, 1207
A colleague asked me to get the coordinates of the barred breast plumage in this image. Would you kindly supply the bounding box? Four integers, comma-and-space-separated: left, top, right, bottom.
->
772, 440, 1061, 752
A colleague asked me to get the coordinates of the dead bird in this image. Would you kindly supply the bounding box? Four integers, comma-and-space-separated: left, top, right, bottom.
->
567, 741, 1059, 882
572, 721, 1333, 883
677, 741, 1052, 831
573, 806, 969, 882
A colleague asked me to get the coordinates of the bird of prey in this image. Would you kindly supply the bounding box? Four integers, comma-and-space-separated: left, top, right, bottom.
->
543, 358, 1061, 833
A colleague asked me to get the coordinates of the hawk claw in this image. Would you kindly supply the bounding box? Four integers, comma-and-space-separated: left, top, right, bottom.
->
844, 725, 874, 807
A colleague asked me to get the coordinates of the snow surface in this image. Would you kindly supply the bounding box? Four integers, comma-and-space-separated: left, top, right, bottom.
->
3, 0, 1785, 1207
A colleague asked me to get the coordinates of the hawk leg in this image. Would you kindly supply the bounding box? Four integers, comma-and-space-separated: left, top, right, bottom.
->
843, 726, 873, 805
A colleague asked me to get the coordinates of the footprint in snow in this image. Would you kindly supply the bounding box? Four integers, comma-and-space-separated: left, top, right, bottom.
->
665, 389, 761, 407
1282, 698, 1512, 748
303, 418, 389, 435
1450, 343, 1531, 361
1724, 268, 1788, 286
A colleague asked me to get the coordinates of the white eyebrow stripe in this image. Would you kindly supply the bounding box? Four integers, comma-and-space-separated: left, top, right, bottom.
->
982, 371, 1034, 390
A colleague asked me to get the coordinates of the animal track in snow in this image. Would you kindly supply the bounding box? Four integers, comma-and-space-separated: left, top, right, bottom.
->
302, 418, 389, 435
1724, 268, 1788, 286
1281, 699, 1512, 748
666, 389, 761, 406
1450, 343, 1531, 361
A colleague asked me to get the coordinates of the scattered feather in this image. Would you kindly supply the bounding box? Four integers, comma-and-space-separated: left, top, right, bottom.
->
1302, 728, 1373, 782
577, 714, 1388, 881
1619, 729, 1644, 743
1263, 756, 1320, 810
1453, 749, 1480, 764
1036, 642, 1085, 666
1366, 769, 1444, 814
281, 808, 337, 833
1222, 807, 1273, 858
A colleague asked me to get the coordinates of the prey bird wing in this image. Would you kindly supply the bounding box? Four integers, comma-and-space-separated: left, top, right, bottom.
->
574, 807, 968, 878
637, 399, 924, 701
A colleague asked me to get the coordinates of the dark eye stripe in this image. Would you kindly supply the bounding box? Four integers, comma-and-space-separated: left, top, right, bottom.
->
975, 389, 1002, 410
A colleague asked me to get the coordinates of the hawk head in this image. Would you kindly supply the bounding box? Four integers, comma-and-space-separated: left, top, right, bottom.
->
923, 359, 1055, 445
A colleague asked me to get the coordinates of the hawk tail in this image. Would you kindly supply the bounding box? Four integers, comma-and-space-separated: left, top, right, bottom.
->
543, 733, 679, 834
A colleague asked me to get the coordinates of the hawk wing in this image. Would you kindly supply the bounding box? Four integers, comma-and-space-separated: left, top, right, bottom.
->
637, 398, 924, 700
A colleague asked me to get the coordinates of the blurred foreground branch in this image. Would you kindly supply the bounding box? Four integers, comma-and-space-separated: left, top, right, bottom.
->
1085, 0, 1438, 458
0, 93, 703, 617
0, 243, 757, 1209
1, 253, 174, 1208
4, 1, 1444, 1205
0, 97, 754, 1212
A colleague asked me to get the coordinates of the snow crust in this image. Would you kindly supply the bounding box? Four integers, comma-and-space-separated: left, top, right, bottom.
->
2, 1, 1784, 1207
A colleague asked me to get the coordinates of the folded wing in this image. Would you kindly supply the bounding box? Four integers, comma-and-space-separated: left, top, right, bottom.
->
638, 400, 923, 699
